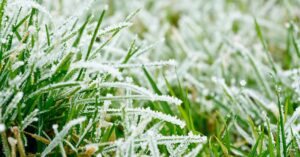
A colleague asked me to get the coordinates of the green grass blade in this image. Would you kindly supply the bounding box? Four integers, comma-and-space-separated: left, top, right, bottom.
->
254, 19, 277, 73
0, 0, 7, 30
248, 133, 263, 157
276, 92, 287, 157
72, 15, 91, 48
266, 117, 275, 157
142, 67, 173, 115
45, 24, 51, 46
77, 10, 106, 80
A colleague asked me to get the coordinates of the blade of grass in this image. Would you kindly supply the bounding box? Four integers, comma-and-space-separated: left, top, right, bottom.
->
142, 67, 174, 115
266, 116, 275, 157
291, 24, 300, 58
276, 91, 287, 157
122, 39, 139, 65
0, 0, 7, 30
176, 75, 195, 132
254, 19, 277, 74
72, 15, 91, 48
215, 136, 229, 157
77, 10, 106, 80
45, 24, 51, 46
248, 133, 264, 157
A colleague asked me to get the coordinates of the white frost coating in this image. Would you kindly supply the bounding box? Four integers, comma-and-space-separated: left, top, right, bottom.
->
150, 134, 207, 145
148, 132, 160, 157
71, 62, 122, 79
96, 82, 182, 105
103, 4, 109, 11
1, 38, 7, 44
27, 81, 82, 98
125, 77, 133, 83
109, 60, 177, 68
134, 38, 165, 57
97, 22, 132, 36
8, 0, 53, 19
153, 94, 182, 106
234, 123, 254, 144
76, 119, 93, 147
96, 154, 102, 157
41, 117, 86, 157
0, 124, 5, 132
96, 107, 186, 128
294, 132, 300, 151
243, 89, 279, 116
171, 136, 191, 157
240, 80, 247, 86
52, 124, 67, 157
3, 92, 23, 120
122, 118, 152, 150
11, 61, 24, 71
103, 100, 112, 106
72, 60, 175, 76
21, 109, 39, 130
0, 91, 13, 107
103, 134, 207, 153
184, 143, 204, 157
281, 68, 300, 77
285, 107, 300, 130
28, 26, 37, 34
65, 117, 86, 128
77, 95, 181, 106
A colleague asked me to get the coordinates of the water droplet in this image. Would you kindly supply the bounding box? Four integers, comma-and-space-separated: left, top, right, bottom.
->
240, 80, 246, 86
276, 86, 282, 92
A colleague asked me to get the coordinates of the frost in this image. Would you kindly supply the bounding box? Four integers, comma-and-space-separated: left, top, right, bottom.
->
96, 82, 182, 105
169, 137, 190, 157
28, 26, 37, 34
71, 62, 123, 79
109, 60, 177, 68
103, 4, 109, 11
11, 61, 24, 71
148, 131, 160, 156
0, 124, 5, 132
134, 38, 165, 57
1, 38, 7, 44
41, 117, 86, 157
184, 143, 204, 157
3, 92, 23, 120
285, 107, 300, 130
92, 107, 186, 128
76, 119, 93, 147
28, 81, 82, 98
125, 77, 133, 83
276, 86, 282, 93
240, 80, 247, 86
234, 123, 254, 144
21, 109, 39, 131
98, 22, 132, 36
8, 0, 52, 19
103, 100, 112, 106
103, 134, 207, 153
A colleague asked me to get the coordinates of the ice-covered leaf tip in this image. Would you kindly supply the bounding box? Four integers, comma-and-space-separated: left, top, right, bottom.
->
96, 107, 186, 128
0, 124, 5, 132
41, 117, 86, 157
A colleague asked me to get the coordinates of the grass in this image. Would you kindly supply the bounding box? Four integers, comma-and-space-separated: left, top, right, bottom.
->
1, 0, 300, 156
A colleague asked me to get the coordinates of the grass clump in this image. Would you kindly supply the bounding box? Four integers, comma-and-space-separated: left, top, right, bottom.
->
2, 0, 300, 156
0, 0, 205, 156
